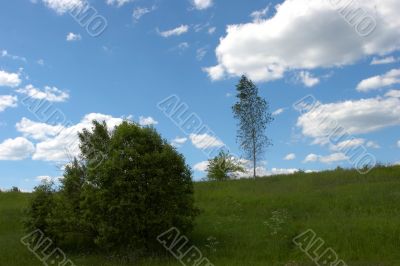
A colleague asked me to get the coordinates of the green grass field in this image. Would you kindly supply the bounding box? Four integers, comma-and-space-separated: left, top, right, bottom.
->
1, 165, 400, 265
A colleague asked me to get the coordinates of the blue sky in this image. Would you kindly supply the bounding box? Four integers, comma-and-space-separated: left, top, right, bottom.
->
0, 0, 399, 191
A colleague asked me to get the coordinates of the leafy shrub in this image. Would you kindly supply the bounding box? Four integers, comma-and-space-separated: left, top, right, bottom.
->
25, 182, 55, 233
26, 120, 198, 254
11, 186, 20, 192
207, 150, 245, 181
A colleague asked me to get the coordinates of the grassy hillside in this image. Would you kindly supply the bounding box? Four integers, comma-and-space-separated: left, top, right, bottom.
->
1, 165, 400, 265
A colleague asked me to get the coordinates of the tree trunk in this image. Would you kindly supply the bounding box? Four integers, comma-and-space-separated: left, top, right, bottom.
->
253, 154, 256, 179
252, 130, 256, 179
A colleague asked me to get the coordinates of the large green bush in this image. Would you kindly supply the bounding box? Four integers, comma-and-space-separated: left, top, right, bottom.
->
26, 121, 198, 254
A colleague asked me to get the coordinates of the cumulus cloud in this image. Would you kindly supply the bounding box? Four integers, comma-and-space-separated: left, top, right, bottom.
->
239, 166, 302, 177
0, 95, 18, 112
66, 32, 82, 42
189, 133, 224, 149
0, 70, 21, 88
0, 137, 35, 160
41, 0, 83, 14
356, 68, 400, 92
284, 153, 296, 160
16, 118, 64, 141
158, 25, 189, 37
370, 56, 399, 65
192, 0, 213, 10
385, 89, 400, 98
297, 95, 400, 145
16, 84, 69, 102
139, 116, 158, 126
304, 153, 348, 164
206, 0, 400, 82
297, 71, 320, 87
16, 113, 124, 162
397, 140, 400, 148
194, 159, 312, 178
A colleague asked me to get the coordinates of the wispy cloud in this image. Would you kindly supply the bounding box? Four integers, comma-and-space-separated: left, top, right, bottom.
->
132, 5, 157, 22
158, 25, 189, 37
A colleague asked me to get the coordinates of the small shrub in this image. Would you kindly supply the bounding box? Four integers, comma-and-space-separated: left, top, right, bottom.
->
10, 186, 20, 193
207, 150, 245, 181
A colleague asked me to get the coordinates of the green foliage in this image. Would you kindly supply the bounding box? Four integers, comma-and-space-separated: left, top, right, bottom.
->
24, 182, 55, 234
25, 120, 198, 254
11, 186, 20, 192
232, 75, 273, 178
206, 150, 245, 181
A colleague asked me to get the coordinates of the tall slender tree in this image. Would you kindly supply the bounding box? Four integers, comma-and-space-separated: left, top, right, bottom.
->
232, 75, 273, 178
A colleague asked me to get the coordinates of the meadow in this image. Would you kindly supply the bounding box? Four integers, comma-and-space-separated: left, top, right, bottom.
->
1, 165, 400, 265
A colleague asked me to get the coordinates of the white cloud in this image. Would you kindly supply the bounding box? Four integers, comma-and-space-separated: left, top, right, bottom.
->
189, 133, 224, 149
139, 116, 158, 126
171, 137, 187, 147
297, 71, 320, 87
385, 89, 400, 98
239, 166, 301, 177
193, 161, 209, 172
42, 0, 84, 14
272, 108, 285, 116
66, 32, 82, 42
158, 25, 189, 37
250, 5, 270, 22
304, 153, 348, 164
106, 0, 133, 7
331, 138, 365, 151
304, 153, 318, 163
16, 84, 69, 102
0, 137, 35, 160
284, 153, 296, 161
132, 6, 156, 22
297, 96, 400, 145
356, 69, 400, 92
192, 0, 213, 10
194, 160, 309, 178
0, 70, 21, 87
207, 0, 400, 82
370, 56, 399, 65
31, 113, 123, 162
397, 140, 400, 148
0, 95, 18, 112
366, 141, 380, 149
16, 118, 64, 141
203, 65, 225, 81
